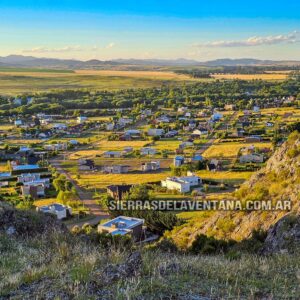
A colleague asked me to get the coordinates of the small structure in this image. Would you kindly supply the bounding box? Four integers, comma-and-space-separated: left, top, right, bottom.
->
103, 151, 122, 158
98, 216, 144, 241
239, 153, 264, 163
245, 135, 262, 143
147, 128, 165, 137
207, 159, 222, 171
37, 203, 72, 220
107, 184, 133, 200
103, 165, 129, 174
140, 147, 157, 156
161, 173, 201, 193
78, 159, 95, 171
21, 183, 45, 199
14, 119, 23, 127
77, 116, 88, 124
52, 123, 68, 130
141, 161, 160, 172
174, 155, 184, 167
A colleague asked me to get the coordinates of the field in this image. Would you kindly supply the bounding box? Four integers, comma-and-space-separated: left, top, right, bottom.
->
211, 73, 288, 81
202, 142, 272, 158
75, 172, 170, 189
0, 69, 199, 95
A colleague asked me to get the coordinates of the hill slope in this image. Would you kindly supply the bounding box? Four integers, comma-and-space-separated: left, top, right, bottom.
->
169, 132, 300, 248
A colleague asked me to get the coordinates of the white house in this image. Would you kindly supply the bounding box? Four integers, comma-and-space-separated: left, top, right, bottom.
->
103, 151, 122, 158
239, 153, 264, 163
140, 147, 157, 156
161, 173, 201, 193
147, 128, 165, 137
52, 123, 67, 130
14, 120, 23, 127
103, 165, 129, 174
141, 161, 160, 172
106, 123, 115, 131
193, 129, 208, 136
253, 106, 260, 113
37, 203, 72, 220
77, 116, 88, 124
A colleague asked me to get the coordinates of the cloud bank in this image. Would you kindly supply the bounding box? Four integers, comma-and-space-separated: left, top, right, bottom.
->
194, 31, 300, 48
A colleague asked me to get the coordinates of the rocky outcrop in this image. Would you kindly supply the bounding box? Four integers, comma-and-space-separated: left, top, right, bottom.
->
261, 214, 300, 254
0, 201, 67, 237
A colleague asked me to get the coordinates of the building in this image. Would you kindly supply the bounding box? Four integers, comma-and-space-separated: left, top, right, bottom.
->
147, 128, 165, 137
77, 116, 88, 124
44, 143, 68, 151
211, 112, 223, 121
98, 216, 144, 241
37, 203, 72, 220
245, 136, 262, 143
21, 183, 45, 199
107, 184, 133, 200
239, 153, 264, 163
140, 147, 157, 156
103, 165, 129, 174
78, 159, 95, 171
141, 161, 160, 172
174, 155, 184, 167
103, 151, 122, 158
14, 119, 23, 126
52, 123, 68, 130
161, 173, 201, 193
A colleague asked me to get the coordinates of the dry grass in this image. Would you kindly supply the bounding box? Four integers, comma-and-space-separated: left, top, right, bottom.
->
196, 170, 253, 181
203, 142, 272, 158
75, 172, 170, 189
211, 73, 288, 81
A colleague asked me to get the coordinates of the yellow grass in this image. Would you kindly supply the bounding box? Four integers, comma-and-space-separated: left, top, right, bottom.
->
34, 198, 58, 207
203, 142, 272, 158
211, 73, 288, 81
196, 170, 253, 181
75, 70, 195, 80
76, 172, 170, 189
0, 164, 8, 172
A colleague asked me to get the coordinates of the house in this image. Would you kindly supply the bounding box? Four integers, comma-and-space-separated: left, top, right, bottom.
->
211, 112, 223, 121
52, 123, 67, 130
118, 117, 133, 127
107, 184, 133, 200
207, 159, 222, 171
174, 155, 184, 167
44, 143, 68, 151
266, 122, 274, 127
191, 154, 203, 162
178, 106, 188, 113
140, 147, 157, 156
103, 165, 129, 174
13, 98, 22, 106
253, 106, 260, 113
21, 183, 45, 199
17, 173, 50, 187
103, 151, 122, 158
239, 153, 264, 163
155, 115, 170, 123
225, 104, 236, 111
11, 164, 42, 175
37, 203, 72, 220
77, 116, 88, 124
147, 128, 165, 137
69, 139, 79, 145
245, 135, 262, 143
98, 216, 144, 241
192, 129, 208, 136
179, 141, 194, 149
122, 147, 133, 154
141, 161, 160, 172
78, 159, 95, 171
161, 173, 201, 193
165, 130, 178, 137
14, 119, 23, 127
106, 123, 115, 131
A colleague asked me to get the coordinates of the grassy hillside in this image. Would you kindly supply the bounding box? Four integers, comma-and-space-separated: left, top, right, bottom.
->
0, 206, 299, 299
168, 132, 300, 249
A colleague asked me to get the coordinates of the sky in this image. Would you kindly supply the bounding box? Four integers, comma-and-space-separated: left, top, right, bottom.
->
0, 0, 300, 61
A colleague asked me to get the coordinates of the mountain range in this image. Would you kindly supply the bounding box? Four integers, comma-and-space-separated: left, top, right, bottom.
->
1, 55, 300, 68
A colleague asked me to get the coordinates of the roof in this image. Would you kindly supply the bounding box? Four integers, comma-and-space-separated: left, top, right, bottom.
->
101, 216, 144, 230
40, 203, 69, 213
12, 164, 40, 171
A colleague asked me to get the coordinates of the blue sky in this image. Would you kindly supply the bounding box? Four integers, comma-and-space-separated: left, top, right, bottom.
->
0, 1, 300, 61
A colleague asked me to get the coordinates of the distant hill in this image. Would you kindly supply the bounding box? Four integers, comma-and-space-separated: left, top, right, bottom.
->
1, 55, 300, 68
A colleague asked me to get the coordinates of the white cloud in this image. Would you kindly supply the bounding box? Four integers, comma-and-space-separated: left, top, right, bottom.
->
22, 43, 116, 54
194, 31, 300, 48
22, 46, 83, 53
105, 42, 116, 49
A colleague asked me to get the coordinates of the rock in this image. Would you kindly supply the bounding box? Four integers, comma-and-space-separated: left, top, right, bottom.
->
261, 214, 300, 254
100, 251, 142, 285
6, 226, 16, 236
159, 261, 181, 275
